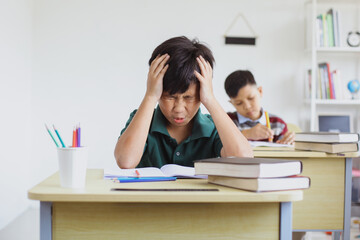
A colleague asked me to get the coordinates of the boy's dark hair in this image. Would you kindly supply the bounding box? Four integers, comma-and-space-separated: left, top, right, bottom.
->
149, 36, 214, 95
224, 70, 257, 98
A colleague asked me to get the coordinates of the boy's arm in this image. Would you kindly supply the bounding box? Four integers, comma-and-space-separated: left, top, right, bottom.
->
114, 54, 169, 168
194, 56, 253, 158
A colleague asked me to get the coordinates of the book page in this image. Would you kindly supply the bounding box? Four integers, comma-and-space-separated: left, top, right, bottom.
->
160, 164, 207, 179
104, 167, 166, 179
249, 141, 293, 148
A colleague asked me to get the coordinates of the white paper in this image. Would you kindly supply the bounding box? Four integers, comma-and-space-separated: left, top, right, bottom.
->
249, 141, 293, 148
104, 164, 207, 179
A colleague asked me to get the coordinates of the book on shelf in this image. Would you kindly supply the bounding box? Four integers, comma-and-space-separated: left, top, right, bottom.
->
326, 12, 334, 47
295, 141, 359, 153
318, 62, 334, 99
316, 8, 341, 48
306, 64, 344, 100
104, 164, 206, 179
208, 175, 310, 192
295, 132, 360, 143
194, 157, 302, 178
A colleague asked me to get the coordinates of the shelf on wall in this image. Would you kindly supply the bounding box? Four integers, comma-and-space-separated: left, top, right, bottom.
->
305, 99, 360, 105
317, 47, 360, 53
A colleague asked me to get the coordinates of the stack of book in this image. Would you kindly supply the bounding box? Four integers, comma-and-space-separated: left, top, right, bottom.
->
295, 132, 359, 154
194, 157, 310, 192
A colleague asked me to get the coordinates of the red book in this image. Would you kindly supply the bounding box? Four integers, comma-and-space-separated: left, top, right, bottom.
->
326, 63, 335, 99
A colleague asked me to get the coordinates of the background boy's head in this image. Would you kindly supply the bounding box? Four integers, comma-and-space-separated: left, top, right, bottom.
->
224, 70, 263, 120
149, 36, 214, 95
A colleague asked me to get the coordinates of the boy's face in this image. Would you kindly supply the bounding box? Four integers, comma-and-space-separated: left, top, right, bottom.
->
229, 84, 263, 121
159, 83, 201, 129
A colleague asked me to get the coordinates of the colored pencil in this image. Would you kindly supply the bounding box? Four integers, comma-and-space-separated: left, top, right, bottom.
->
44, 124, 59, 147
114, 177, 177, 183
53, 125, 66, 148
72, 127, 76, 147
264, 111, 273, 142
77, 123, 81, 147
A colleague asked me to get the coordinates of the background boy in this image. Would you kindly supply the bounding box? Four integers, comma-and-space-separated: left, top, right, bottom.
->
224, 70, 295, 144
114, 36, 253, 169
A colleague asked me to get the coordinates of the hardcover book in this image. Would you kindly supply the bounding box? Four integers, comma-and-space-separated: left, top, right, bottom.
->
295, 132, 359, 143
295, 141, 358, 153
194, 157, 302, 178
208, 175, 310, 192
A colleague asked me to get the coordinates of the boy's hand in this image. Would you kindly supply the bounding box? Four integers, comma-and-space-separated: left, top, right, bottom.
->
194, 55, 215, 107
242, 123, 274, 140
145, 54, 169, 101
276, 131, 295, 145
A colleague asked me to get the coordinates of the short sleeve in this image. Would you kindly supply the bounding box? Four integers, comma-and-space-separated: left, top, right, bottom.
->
205, 114, 223, 157
213, 130, 223, 157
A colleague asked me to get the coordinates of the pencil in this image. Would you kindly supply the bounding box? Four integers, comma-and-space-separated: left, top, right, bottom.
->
44, 124, 59, 147
77, 123, 81, 147
53, 125, 66, 148
72, 126, 76, 147
264, 111, 273, 142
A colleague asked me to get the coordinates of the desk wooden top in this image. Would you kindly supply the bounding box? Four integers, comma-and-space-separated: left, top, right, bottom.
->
254, 149, 359, 158
28, 169, 303, 203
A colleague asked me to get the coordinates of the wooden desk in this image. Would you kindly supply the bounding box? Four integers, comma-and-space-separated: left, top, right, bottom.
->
29, 169, 302, 240
254, 150, 358, 240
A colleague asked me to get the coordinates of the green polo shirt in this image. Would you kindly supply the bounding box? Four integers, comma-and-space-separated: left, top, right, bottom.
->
120, 106, 223, 168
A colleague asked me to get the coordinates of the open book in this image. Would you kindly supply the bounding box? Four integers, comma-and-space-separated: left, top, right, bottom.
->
104, 164, 207, 179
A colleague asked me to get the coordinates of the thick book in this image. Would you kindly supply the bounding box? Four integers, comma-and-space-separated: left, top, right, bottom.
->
295, 141, 359, 153
104, 164, 206, 179
295, 132, 360, 143
208, 175, 310, 192
194, 157, 302, 178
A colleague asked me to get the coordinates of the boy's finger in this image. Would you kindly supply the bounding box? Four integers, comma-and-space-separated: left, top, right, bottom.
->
151, 54, 168, 73
149, 54, 162, 68
158, 64, 169, 78
194, 70, 204, 82
200, 56, 212, 74
196, 57, 206, 74
153, 55, 169, 76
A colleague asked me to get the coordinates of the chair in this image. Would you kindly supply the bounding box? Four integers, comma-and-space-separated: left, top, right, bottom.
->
287, 123, 302, 133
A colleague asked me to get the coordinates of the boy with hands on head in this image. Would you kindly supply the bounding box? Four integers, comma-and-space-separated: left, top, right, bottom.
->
224, 70, 295, 145
114, 36, 253, 169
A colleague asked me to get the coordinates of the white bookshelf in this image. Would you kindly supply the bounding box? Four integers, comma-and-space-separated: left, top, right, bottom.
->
306, 0, 360, 131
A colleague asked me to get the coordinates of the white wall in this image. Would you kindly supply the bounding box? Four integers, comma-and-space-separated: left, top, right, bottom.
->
0, 0, 33, 230
1, 0, 307, 230
31, 0, 305, 173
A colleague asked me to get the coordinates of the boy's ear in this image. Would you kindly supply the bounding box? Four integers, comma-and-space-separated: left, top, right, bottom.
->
257, 86, 263, 97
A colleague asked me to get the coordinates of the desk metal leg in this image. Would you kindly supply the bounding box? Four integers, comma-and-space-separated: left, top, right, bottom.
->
343, 158, 352, 240
332, 231, 341, 240
280, 202, 292, 240
40, 202, 52, 240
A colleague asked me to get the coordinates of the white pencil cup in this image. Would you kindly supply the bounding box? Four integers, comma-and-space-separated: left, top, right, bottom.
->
57, 147, 88, 188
